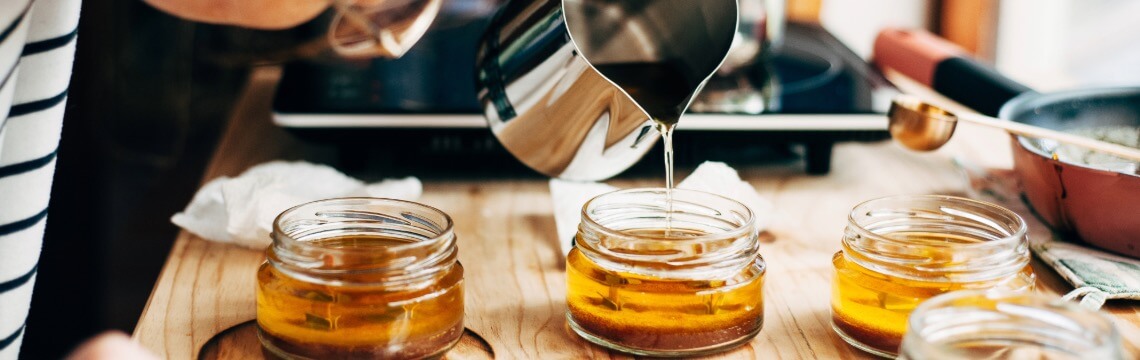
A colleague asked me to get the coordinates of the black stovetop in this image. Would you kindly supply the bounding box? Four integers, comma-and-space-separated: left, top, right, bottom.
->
273, 21, 894, 175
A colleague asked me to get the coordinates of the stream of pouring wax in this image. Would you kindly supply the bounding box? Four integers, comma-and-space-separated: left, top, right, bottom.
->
562, 0, 738, 233
592, 61, 705, 235
592, 61, 701, 194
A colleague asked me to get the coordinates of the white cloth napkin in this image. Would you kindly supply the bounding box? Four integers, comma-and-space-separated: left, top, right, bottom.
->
171, 161, 421, 249
550, 161, 773, 255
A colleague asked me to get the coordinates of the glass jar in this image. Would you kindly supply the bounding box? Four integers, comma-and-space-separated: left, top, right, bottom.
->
566, 188, 766, 357
900, 290, 1123, 360
831, 195, 1035, 357
256, 198, 464, 359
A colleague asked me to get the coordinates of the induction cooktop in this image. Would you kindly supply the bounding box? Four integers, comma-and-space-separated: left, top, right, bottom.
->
272, 21, 896, 175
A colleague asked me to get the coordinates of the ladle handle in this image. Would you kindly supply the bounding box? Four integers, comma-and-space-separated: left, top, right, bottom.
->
956, 112, 1140, 162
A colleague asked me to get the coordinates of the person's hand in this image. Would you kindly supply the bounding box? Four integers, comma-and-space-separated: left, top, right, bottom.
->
144, 0, 330, 30
66, 331, 159, 360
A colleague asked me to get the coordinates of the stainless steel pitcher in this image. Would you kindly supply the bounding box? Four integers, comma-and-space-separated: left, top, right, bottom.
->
475, 0, 739, 181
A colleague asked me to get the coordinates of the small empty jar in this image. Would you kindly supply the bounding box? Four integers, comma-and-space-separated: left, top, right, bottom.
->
257, 198, 464, 359
831, 195, 1036, 357
900, 290, 1124, 360
566, 188, 766, 357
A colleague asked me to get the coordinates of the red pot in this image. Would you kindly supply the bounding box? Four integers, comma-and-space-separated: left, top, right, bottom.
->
873, 29, 1140, 259
1002, 88, 1140, 258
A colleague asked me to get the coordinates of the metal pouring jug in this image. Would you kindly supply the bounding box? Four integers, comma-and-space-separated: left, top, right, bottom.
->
475, 0, 739, 180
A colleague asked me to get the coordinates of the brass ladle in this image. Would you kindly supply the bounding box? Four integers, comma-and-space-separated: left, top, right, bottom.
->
888, 94, 1140, 162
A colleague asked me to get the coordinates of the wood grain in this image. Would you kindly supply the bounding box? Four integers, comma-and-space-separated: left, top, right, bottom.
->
198, 321, 494, 360
134, 66, 1140, 359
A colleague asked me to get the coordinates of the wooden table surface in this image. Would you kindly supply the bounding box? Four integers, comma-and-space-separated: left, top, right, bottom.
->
133, 67, 1140, 359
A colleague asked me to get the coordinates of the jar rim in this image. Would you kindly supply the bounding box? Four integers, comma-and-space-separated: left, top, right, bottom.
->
269, 197, 458, 287
847, 194, 1027, 250
273, 197, 455, 254
580, 188, 755, 244
577, 187, 760, 279
842, 194, 1031, 282
904, 290, 1122, 359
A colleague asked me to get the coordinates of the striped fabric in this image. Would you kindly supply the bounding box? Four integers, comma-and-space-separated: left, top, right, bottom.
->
0, 0, 82, 358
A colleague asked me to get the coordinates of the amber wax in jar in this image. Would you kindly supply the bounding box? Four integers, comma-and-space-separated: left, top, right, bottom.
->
566, 188, 765, 357
256, 198, 463, 359
831, 195, 1035, 357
